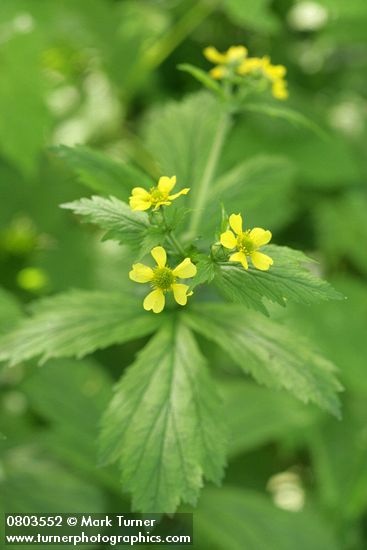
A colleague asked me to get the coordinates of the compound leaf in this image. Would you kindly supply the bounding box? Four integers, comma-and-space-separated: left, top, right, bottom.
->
0, 290, 160, 366
183, 303, 342, 416
215, 244, 343, 314
99, 320, 226, 513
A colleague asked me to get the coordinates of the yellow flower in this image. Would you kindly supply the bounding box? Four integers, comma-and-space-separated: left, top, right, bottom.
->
238, 55, 288, 100
129, 246, 197, 313
129, 176, 190, 211
203, 45, 248, 80
220, 213, 273, 271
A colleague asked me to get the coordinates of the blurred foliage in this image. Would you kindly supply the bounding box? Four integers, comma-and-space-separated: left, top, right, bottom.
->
0, 0, 366, 548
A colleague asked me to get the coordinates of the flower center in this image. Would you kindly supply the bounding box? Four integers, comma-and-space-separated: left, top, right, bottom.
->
237, 231, 255, 255
150, 186, 167, 204
152, 267, 175, 291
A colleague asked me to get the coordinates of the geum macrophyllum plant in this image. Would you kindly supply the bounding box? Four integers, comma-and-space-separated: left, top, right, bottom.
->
0, 45, 344, 515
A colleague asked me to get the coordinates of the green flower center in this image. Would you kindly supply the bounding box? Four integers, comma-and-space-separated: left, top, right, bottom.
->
150, 187, 167, 204
237, 231, 255, 255
152, 267, 175, 291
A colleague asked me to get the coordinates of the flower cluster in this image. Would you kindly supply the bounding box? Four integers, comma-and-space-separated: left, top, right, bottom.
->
204, 45, 288, 100
238, 56, 288, 100
128, 40, 281, 314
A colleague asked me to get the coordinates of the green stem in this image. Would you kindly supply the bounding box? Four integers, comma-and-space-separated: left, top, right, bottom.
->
161, 210, 186, 257
187, 110, 231, 239
168, 233, 186, 257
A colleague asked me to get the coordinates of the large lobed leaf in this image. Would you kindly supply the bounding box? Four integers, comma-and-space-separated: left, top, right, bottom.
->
183, 303, 342, 416
215, 244, 344, 315
0, 290, 160, 366
99, 320, 226, 513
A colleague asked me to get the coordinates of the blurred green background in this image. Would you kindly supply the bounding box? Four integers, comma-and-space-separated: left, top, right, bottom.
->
0, 0, 366, 548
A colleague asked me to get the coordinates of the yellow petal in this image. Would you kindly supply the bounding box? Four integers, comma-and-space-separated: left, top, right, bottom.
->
251, 251, 273, 271
237, 57, 263, 75
131, 187, 150, 198
129, 263, 154, 283
151, 246, 167, 267
272, 79, 288, 100
265, 64, 286, 80
172, 258, 197, 279
143, 289, 165, 313
168, 188, 190, 200
249, 228, 272, 247
172, 284, 190, 306
154, 200, 171, 209
226, 45, 247, 62
129, 196, 152, 211
220, 230, 237, 249
157, 175, 176, 194
210, 66, 227, 80
203, 46, 226, 64
229, 251, 248, 269
229, 213, 243, 236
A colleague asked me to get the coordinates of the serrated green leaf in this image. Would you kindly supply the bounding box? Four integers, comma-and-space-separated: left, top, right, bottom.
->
196, 487, 340, 550
178, 64, 224, 96
99, 320, 226, 513
53, 145, 152, 201
0, 290, 160, 366
241, 103, 327, 139
215, 244, 343, 314
138, 226, 167, 259
183, 303, 342, 416
61, 195, 149, 249
189, 255, 216, 290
